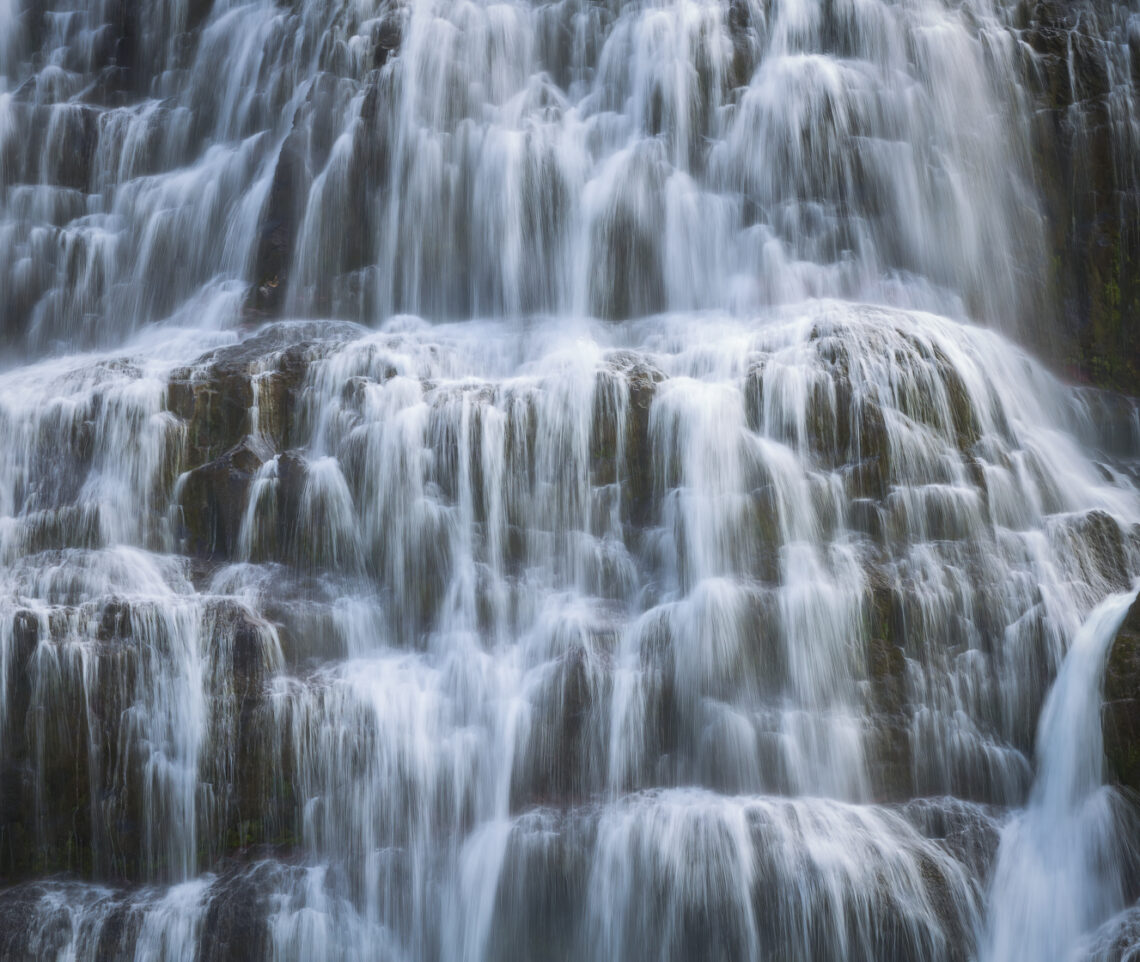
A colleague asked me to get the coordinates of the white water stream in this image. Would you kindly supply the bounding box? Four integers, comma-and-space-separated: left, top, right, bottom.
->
984, 587, 1140, 962
0, 0, 1139, 960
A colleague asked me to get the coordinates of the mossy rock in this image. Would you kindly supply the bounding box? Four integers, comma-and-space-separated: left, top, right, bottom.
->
1020, 0, 1140, 392
167, 365, 255, 468
179, 437, 273, 560
1066, 509, 1133, 593
168, 321, 360, 469
1105, 595, 1140, 793
598, 351, 665, 531
863, 583, 915, 801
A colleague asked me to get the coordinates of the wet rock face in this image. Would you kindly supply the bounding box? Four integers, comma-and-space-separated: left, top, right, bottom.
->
169, 322, 361, 562
1021, 0, 1140, 390
591, 353, 665, 533
0, 611, 40, 876
172, 323, 361, 447
197, 868, 271, 962
1105, 596, 1140, 792
0, 0, 402, 354
168, 361, 255, 469
6, 0, 1140, 950
0, 0, 1135, 379
246, 128, 308, 320
2, 301, 1140, 956
865, 583, 914, 802
0, 597, 290, 884
180, 437, 272, 559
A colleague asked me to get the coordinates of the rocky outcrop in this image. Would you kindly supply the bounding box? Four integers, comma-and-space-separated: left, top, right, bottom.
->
197, 866, 272, 962
0, 861, 281, 961
179, 437, 273, 559
864, 582, 915, 803
0, 600, 292, 883
245, 129, 309, 320
1105, 594, 1140, 793
591, 352, 665, 532
1020, 0, 1140, 391
169, 322, 359, 561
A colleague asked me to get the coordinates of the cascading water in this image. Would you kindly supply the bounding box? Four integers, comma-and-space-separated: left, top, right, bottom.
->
982, 586, 1140, 962
2, 0, 1140, 960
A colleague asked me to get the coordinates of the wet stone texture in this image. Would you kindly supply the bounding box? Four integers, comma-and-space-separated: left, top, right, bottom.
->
0, 307, 1131, 957
1021, 0, 1140, 389
2, 0, 1140, 958
1106, 596, 1140, 794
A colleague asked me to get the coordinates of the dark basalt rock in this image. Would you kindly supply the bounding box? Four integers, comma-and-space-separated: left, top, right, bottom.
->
0, 611, 40, 878
197, 867, 271, 962
0, 597, 294, 884
618, 353, 666, 531
0, 885, 65, 960
186, 0, 217, 33
246, 130, 308, 319
43, 104, 100, 192
0, 862, 287, 961
168, 366, 255, 469
1105, 594, 1140, 793
169, 322, 364, 566
624, 362, 663, 528
273, 449, 309, 562
726, 0, 757, 89
371, 10, 402, 66
169, 322, 361, 463
91, 899, 144, 962
864, 582, 915, 802
510, 639, 612, 810
899, 798, 1002, 882
209, 607, 296, 860
1066, 509, 1134, 592
587, 149, 668, 321
179, 436, 272, 560
1073, 387, 1140, 461
96, 599, 132, 642
590, 352, 666, 534
1022, 0, 1140, 391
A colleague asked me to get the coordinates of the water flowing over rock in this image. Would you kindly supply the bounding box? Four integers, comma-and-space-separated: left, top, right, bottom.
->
983, 587, 1140, 962
1, 0, 1140, 960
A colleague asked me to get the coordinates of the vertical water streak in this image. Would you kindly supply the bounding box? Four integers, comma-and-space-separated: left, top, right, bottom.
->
982, 586, 1140, 962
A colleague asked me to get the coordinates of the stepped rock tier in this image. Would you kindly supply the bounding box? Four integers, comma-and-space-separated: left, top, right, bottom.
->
2, 0, 1140, 960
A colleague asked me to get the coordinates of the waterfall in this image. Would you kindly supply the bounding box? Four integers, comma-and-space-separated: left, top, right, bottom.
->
1, 0, 1140, 960
983, 586, 1140, 962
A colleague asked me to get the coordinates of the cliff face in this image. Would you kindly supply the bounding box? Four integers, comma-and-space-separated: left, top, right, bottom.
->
1019, 0, 1140, 391
1106, 595, 1140, 794
5, 1, 1140, 958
